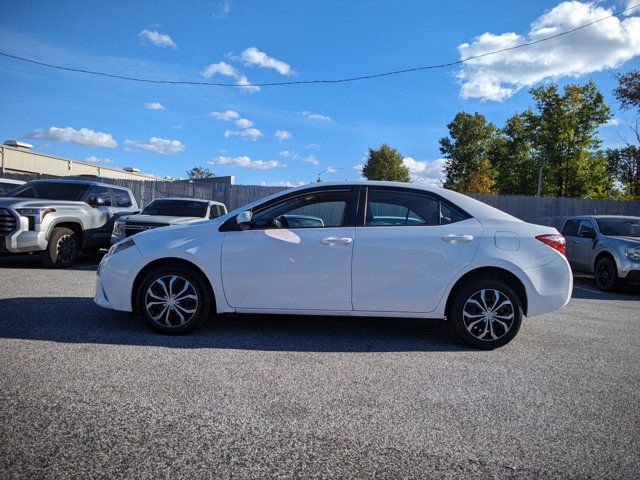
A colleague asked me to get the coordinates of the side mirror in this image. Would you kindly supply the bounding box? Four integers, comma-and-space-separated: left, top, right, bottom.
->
236, 210, 252, 230
87, 194, 106, 207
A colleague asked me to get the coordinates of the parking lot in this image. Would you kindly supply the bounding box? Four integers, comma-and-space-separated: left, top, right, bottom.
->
0, 255, 638, 479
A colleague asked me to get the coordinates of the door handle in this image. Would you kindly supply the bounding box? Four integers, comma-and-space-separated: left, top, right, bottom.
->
573, 239, 579, 244
441, 234, 474, 244
320, 237, 353, 246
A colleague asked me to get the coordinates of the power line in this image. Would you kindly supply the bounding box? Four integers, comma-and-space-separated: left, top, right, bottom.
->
0, 3, 638, 87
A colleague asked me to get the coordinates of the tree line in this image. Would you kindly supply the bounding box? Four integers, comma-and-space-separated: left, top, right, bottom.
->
361, 70, 640, 199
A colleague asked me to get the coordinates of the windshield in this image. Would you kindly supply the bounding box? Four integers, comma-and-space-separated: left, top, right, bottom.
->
596, 218, 640, 237
142, 200, 208, 217
10, 182, 89, 201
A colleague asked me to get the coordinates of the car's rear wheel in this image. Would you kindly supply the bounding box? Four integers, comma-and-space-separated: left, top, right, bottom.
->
42, 227, 79, 268
594, 257, 620, 291
449, 278, 523, 349
137, 265, 212, 334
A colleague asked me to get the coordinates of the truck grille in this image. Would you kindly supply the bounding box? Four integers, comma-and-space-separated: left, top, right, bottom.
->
124, 221, 170, 238
0, 208, 17, 234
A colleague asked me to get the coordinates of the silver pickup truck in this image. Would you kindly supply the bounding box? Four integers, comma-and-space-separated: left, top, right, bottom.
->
0, 179, 138, 267
560, 215, 640, 291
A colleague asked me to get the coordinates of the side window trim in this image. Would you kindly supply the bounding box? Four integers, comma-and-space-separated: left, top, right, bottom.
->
360, 186, 470, 227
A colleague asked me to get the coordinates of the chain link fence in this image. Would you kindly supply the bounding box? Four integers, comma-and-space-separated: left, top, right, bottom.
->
2, 172, 639, 221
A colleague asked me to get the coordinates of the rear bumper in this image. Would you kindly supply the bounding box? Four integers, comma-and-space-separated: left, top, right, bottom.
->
519, 254, 573, 317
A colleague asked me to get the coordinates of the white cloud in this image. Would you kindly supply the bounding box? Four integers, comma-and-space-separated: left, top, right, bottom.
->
275, 130, 292, 142
138, 29, 177, 49
144, 102, 165, 110
210, 110, 239, 121
208, 155, 285, 169
213, 0, 231, 18
303, 111, 332, 122
201, 61, 237, 78
457, 1, 640, 101
261, 181, 306, 187
403, 157, 446, 186
605, 117, 621, 126
240, 47, 291, 75
303, 155, 320, 165
84, 156, 113, 164
223, 128, 263, 140
305, 143, 320, 150
123, 137, 185, 155
353, 164, 363, 172
236, 118, 253, 128
27, 126, 117, 148
235, 75, 261, 93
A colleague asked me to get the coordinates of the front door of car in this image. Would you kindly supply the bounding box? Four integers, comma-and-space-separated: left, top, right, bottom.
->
220, 188, 356, 311
352, 187, 482, 313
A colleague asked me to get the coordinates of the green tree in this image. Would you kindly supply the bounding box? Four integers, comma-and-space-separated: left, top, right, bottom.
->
361, 144, 410, 182
490, 111, 539, 195
528, 81, 612, 197
614, 70, 640, 113
186, 166, 215, 179
607, 146, 640, 199
439, 112, 496, 192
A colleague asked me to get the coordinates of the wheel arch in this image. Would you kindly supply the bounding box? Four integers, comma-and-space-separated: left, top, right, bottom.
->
444, 267, 528, 318
49, 221, 84, 248
593, 250, 617, 273
131, 257, 216, 315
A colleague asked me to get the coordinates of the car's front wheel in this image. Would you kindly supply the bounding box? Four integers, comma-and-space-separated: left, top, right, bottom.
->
136, 265, 212, 334
42, 227, 79, 268
594, 257, 620, 291
449, 278, 523, 349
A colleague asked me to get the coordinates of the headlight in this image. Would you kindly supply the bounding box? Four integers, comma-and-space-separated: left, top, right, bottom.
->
107, 238, 135, 257
16, 208, 55, 223
113, 221, 125, 235
625, 246, 640, 261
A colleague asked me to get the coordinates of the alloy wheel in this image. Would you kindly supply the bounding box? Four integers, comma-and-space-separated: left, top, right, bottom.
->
144, 275, 199, 328
462, 289, 515, 342
56, 235, 77, 265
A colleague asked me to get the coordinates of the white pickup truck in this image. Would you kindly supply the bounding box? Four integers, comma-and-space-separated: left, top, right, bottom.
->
0, 179, 138, 267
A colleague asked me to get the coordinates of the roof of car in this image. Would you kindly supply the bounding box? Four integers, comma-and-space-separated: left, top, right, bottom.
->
151, 197, 225, 205
564, 215, 640, 220
26, 178, 129, 189
0, 178, 25, 185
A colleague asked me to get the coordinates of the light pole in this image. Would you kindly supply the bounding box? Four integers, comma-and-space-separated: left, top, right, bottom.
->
316, 167, 342, 182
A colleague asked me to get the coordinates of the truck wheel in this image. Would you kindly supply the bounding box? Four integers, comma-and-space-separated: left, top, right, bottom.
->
42, 227, 79, 268
449, 278, 523, 350
594, 257, 620, 291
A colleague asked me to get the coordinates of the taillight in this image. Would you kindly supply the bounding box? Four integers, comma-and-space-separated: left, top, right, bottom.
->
536, 234, 566, 255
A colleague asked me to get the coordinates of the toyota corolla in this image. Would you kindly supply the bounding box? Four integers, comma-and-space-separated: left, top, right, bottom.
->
95, 182, 572, 349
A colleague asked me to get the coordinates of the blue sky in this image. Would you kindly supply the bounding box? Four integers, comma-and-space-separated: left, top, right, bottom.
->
0, 0, 639, 186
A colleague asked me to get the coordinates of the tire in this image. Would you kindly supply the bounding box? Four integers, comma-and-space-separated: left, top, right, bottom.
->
42, 227, 79, 268
594, 257, 620, 291
449, 278, 523, 350
136, 265, 213, 334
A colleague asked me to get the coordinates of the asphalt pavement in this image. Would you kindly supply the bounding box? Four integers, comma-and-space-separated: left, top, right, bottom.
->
0, 254, 639, 479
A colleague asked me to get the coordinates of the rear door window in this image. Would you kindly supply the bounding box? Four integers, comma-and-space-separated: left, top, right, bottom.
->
562, 220, 580, 237
111, 188, 133, 207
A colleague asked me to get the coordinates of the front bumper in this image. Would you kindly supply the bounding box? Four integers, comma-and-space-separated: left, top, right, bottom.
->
2, 228, 48, 253
94, 243, 147, 312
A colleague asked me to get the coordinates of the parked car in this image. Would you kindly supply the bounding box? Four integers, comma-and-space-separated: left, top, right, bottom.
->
0, 178, 25, 196
95, 181, 572, 349
0, 179, 138, 267
560, 215, 640, 291
111, 198, 227, 244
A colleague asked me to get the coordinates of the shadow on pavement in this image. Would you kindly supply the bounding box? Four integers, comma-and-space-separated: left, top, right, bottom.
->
571, 275, 640, 301
0, 254, 101, 271
0, 296, 472, 352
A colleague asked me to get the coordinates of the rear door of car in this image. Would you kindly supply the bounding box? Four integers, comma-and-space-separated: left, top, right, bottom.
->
562, 219, 581, 270
351, 186, 482, 314
574, 219, 597, 272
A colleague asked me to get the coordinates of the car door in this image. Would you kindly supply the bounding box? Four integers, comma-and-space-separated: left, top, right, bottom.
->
562, 219, 581, 270
84, 185, 114, 246
220, 187, 357, 311
574, 219, 597, 272
352, 186, 482, 313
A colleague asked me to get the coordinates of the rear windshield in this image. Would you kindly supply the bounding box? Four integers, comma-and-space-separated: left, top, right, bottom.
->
596, 218, 640, 237
142, 200, 208, 217
10, 182, 89, 201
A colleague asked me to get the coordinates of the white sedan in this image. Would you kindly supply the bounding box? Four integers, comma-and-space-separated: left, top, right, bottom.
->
95, 182, 572, 349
